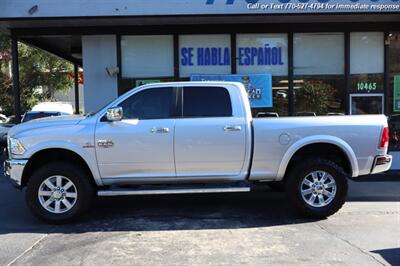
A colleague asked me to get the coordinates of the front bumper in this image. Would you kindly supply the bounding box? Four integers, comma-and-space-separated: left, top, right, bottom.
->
4, 159, 28, 188
370, 155, 392, 174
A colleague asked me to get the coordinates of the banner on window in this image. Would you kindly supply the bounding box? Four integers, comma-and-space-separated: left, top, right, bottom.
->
190, 73, 273, 108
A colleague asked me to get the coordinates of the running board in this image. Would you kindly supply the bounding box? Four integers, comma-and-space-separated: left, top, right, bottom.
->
97, 186, 251, 197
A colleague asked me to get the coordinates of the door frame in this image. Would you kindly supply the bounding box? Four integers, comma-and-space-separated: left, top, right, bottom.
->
349, 93, 384, 115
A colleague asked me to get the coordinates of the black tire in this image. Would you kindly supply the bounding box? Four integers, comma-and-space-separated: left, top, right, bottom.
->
26, 162, 95, 224
285, 158, 348, 219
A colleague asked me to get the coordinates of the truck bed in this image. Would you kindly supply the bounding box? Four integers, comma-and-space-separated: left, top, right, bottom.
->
250, 115, 388, 180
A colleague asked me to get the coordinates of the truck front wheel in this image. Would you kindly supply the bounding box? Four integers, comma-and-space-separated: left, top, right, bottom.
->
285, 158, 348, 218
26, 162, 95, 224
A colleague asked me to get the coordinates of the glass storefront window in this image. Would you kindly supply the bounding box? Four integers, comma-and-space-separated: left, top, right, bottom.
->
350, 32, 384, 94
117, 32, 387, 118
119, 77, 174, 95
387, 32, 400, 151
179, 35, 231, 78
236, 34, 289, 116
121, 35, 174, 78
294, 33, 345, 115
350, 94, 384, 115
388, 33, 400, 114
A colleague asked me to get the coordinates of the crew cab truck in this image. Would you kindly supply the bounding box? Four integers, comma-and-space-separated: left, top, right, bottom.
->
5, 82, 392, 223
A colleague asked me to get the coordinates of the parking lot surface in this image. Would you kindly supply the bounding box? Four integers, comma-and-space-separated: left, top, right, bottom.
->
0, 161, 399, 266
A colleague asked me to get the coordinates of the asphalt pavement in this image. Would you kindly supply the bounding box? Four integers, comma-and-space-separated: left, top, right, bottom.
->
0, 160, 399, 266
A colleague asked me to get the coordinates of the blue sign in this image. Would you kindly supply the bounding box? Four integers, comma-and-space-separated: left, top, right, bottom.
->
191, 73, 273, 108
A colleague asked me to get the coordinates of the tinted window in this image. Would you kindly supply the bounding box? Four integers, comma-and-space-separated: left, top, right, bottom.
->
119, 87, 174, 119
183, 87, 232, 117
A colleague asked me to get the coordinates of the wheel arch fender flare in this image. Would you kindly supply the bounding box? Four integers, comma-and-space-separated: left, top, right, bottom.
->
23, 141, 103, 186
276, 135, 359, 180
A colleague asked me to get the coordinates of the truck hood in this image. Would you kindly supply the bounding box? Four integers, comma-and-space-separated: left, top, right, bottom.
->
8, 115, 85, 138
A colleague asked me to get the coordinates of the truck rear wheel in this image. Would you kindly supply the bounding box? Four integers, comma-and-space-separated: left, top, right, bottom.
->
26, 162, 95, 224
285, 158, 348, 218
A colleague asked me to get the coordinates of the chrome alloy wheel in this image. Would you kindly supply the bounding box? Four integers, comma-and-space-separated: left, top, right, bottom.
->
300, 171, 337, 208
38, 176, 78, 214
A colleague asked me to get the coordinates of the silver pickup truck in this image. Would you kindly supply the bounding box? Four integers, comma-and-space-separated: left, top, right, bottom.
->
5, 82, 392, 223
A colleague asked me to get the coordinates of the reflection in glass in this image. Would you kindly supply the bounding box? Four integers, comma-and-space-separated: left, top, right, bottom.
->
294, 33, 345, 115
350, 95, 383, 115
295, 78, 344, 115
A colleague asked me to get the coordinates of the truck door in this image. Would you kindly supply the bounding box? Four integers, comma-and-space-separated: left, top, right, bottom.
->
174, 86, 247, 179
95, 87, 177, 181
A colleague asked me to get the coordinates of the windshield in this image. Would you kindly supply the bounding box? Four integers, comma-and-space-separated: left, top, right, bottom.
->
85, 86, 142, 117
85, 100, 117, 117
5, 116, 18, 124
22, 112, 60, 123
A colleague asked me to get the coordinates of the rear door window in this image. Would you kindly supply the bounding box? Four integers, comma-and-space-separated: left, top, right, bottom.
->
182, 86, 232, 118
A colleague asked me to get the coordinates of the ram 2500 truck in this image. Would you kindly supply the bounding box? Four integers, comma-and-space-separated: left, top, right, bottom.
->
5, 82, 392, 223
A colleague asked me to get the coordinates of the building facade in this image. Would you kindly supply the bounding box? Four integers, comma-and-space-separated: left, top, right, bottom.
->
1, 0, 400, 167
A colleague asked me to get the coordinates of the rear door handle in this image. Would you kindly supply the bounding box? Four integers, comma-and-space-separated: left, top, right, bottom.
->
223, 125, 242, 132
150, 127, 170, 134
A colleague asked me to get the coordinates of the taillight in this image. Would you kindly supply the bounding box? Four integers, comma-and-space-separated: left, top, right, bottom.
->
379, 127, 389, 149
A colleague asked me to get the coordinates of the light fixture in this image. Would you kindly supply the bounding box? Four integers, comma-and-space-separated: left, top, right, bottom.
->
385, 33, 393, 45
28, 5, 38, 15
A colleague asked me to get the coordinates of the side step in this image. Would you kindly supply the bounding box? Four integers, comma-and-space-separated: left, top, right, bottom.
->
97, 185, 251, 197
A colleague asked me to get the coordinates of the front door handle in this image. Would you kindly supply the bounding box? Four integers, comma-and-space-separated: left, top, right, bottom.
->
150, 127, 170, 134
97, 139, 114, 148
223, 125, 242, 132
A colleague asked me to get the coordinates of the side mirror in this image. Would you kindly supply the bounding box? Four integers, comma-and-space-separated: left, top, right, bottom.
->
106, 107, 123, 122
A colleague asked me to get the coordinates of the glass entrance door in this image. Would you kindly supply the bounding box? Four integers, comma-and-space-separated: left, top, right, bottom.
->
350, 93, 384, 115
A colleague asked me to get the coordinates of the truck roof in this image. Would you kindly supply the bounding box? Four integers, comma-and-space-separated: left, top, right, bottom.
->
138, 81, 244, 88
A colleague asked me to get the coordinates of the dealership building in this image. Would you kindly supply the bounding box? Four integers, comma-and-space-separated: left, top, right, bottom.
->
1, 0, 400, 168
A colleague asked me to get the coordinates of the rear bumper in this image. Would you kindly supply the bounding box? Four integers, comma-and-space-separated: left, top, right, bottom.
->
4, 159, 28, 188
370, 155, 392, 174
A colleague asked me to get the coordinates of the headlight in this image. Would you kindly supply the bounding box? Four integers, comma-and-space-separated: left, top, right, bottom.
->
8, 137, 26, 155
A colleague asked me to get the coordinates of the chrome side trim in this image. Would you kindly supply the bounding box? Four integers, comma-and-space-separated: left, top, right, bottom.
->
98, 186, 250, 197
101, 175, 247, 185
4, 159, 28, 187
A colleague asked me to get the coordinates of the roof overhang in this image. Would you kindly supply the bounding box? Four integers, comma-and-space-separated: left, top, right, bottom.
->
0, 13, 399, 65
1, 13, 400, 33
